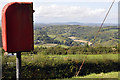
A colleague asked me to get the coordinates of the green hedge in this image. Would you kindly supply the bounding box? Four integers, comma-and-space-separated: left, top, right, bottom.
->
2, 55, 119, 80
21, 46, 118, 55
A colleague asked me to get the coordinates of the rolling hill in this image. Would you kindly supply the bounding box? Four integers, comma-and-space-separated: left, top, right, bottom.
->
34, 25, 118, 47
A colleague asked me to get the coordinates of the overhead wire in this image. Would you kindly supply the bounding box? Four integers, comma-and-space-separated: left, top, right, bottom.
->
75, 0, 115, 77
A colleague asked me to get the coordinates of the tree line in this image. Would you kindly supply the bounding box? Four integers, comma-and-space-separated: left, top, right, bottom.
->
22, 45, 118, 55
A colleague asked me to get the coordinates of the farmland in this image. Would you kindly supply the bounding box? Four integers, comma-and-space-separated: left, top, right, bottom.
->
34, 25, 118, 47
0, 24, 120, 79
68, 37, 92, 45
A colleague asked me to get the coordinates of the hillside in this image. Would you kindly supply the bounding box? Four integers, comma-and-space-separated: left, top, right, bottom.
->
34, 29, 76, 46
0, 25, 118, 47
34, 25, 118, 47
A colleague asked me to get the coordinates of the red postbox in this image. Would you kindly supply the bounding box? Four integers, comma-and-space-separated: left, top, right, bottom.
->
1, 2, 34, 53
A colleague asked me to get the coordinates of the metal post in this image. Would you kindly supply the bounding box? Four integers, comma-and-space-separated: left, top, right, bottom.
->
16, 52, 21, 80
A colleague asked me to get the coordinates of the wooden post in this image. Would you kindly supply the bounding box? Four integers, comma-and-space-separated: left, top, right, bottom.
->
16, 52, 21, 80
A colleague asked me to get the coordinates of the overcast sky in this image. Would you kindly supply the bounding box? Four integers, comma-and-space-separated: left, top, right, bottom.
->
0, 0, 119, 24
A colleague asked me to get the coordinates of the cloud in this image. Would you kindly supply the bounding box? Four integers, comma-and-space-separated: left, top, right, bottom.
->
0, 0, 117, 23
35, 5, 106, 20
33, 0, 119, 2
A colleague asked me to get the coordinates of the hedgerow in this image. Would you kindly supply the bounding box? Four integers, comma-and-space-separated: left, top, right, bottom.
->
2, 54, 119, 79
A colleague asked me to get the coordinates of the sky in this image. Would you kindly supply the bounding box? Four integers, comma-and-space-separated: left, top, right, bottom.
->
0, 0, 119, 24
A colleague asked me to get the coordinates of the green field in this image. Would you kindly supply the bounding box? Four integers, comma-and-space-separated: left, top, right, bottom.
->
48, 35, 56, 38
2, 53, 119, 79
46, 54, 118, 63
55, 72, 119, 80
76, 72, 119, 78
74, 72, 119, 78
41, 43, 58, 47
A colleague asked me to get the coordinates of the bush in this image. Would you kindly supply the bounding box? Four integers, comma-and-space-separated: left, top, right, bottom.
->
2, 54, 119, 79
33, 46, 117, 55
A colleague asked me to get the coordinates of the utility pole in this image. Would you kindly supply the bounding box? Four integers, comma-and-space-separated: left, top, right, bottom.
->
16, 52, 21, 80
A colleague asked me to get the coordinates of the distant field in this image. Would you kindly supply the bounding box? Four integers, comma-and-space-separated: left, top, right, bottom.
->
35, 44, 69, 48
74, 40, 92, 45
107, 29, 118, 32
68, 36, 92, 45
54, 37, 64, 42
48, 35, 56, 38
68, 37, 77, 40
41, 44, 58, 47
102, 40, 118, 47
59, 45, 69, 48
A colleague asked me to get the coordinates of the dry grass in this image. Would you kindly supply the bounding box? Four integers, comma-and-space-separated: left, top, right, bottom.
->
74, 40, 92, 45
68, 36, 92, 45
68, 37, 77, 40
42, 44, 58, 47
